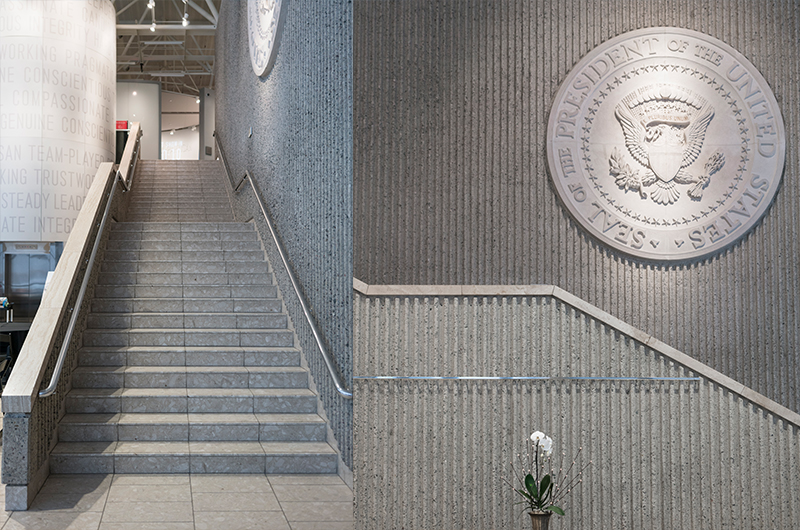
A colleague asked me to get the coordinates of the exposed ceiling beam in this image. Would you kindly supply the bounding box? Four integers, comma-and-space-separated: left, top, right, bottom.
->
116, 0, 138, 17
119, 54, 215, 62
117, 24, 216, 35
204, 0, 218, 22
186, 0, 216, 24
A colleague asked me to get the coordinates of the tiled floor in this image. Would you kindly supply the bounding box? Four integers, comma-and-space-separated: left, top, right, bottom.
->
0, 473, 354, 530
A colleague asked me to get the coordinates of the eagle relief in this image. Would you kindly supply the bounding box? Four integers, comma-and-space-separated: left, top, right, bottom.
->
546, 28, 784, 261
611, 84, 724, 205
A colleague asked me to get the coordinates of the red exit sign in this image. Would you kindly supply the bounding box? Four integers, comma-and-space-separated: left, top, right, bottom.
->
116, 120, 129, 130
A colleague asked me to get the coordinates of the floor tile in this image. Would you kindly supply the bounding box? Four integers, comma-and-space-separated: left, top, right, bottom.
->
98, 523, 194, 530
194, 510, 291, 530
106, 484, 192, 503
290, 523, 355, 530
268, 474, 348, 486
190, 474, 272, 493
272, 484, 353, 503
100, 501, 194, 523
27, 492, 108, 513
192, 491, 281, 512
280, 501, 355, 522
110, 475, 190, 485
2, 511, 102, 530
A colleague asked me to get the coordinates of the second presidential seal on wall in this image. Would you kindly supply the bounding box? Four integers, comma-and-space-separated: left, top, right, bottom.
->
247, 0, 286, 78
547, 28, 785, 261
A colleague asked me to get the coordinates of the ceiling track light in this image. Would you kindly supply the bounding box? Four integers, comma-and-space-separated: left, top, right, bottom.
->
147, 0, 155, 8
150, 22, 156, 31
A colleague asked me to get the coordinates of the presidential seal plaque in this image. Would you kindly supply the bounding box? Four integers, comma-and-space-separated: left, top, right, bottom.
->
547, 28, 785, 261
247, 0, 285, 77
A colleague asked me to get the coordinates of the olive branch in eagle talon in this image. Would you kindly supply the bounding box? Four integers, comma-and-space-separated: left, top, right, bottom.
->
608, 84, 725, 204
609, 148, 654, 199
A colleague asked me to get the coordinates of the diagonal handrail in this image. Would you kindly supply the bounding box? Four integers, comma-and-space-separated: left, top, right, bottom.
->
39, 126, 142, 398
214, 134, 352, 399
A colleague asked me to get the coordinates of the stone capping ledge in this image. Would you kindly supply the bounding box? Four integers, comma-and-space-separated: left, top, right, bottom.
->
2, 163, 116, 415
353, 278, 800, 429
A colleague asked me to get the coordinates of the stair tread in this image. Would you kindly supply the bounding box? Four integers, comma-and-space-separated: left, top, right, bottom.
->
79, 344, 297, 351
73, 366, 306, 374
52, 440, 335, 455
54, 163, 332, 476
61, 413, 324, 424
68, 387, 315, 397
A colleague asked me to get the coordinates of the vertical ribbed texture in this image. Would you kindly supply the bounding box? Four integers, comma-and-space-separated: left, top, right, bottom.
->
353, 0, 800, 413
215, 1, 353, 468
353, 293, 800, 529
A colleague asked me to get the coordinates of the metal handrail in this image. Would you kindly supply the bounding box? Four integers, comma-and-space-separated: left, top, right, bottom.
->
40, 128, 142, 398
117, 122, 143, 191
214, 134, 352, 399
39, 172, 121, 398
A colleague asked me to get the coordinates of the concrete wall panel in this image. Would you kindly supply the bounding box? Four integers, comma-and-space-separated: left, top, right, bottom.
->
353, 292, 800, 529
215, 0, 353, 469
353, 0, 800, 414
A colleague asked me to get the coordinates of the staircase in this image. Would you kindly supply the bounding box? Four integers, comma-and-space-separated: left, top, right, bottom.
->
50, 160, 337, 474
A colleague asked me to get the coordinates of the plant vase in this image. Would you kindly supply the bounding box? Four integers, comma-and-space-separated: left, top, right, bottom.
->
528, 511, 552, 530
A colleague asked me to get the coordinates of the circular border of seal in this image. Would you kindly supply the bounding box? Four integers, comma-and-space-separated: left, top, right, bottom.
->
546, 27, 785, 262
247, 0, 287, 78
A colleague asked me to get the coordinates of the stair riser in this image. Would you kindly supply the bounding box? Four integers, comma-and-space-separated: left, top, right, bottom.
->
98, 272, 272, 286
109, 232, 257, 242
104, 251, 265, 262
82, 330, 294, 348
94, 285, 278, 299
50, 453, 337, 474
92, 299, 282, 314
58, 422, 326, 442
72, 371, 308, 389
66, 395, 318, 414
78, 350, 301, 367
106, 240, 261, 251
102, 262, 269, 274
113, 222, 252, 232
87, 314, 287, 330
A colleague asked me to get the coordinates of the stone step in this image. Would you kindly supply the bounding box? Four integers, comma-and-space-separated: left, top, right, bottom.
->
97, 272, 271, 286
112, 222, 251, 232
105, 239, 261, 251
65, 388, 318, 414
58, 413, 327, 442
93, 284, 278, 299
108, 231, 256, 242
78, 346, 301, 367
91, 298, 282, 314
86, 312, 288, 330
104, 250, 266, 262
101, 261, 268, 274
71, 366, 308, 389
82, 328, 294, 348
50, 441, 337, 474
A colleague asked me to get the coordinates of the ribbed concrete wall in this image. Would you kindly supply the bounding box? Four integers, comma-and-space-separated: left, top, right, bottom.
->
353, 0, 800, 413
215, 1, 353, 469
353, 293, 800, 529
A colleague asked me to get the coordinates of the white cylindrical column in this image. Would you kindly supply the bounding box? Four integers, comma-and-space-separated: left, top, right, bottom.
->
0, 0, 116, 242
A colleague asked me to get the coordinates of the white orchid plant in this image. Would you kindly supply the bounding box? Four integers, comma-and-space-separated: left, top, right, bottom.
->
507, 430, 589, 517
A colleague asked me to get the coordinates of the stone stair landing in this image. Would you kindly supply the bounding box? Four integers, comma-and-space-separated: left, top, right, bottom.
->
50, 161, 337, 475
